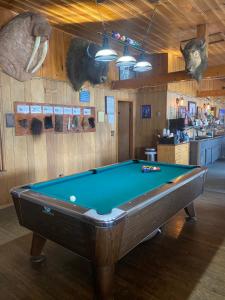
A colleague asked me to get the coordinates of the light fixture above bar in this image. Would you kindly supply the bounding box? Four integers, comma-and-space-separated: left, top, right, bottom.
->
95, 35, 118, 62
116, 45, 136, 67
133, 52, 152, 72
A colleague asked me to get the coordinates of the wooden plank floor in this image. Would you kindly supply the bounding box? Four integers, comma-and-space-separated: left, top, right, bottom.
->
0, 164, 225, 299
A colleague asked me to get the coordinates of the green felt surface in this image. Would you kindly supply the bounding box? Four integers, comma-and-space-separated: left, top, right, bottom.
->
30, 160, 197, 214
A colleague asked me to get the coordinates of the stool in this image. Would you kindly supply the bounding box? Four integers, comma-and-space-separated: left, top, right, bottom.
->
145, 148, 156, 161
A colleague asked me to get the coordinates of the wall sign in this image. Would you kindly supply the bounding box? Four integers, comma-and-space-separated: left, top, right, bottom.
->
83, 108, 91, 116
63, 107, 73, 115
188, 101, 197, 116
30, 105, 42, 114
79, 88, 90, 102
178, 106, 187, 118
141, 105, 151, 119
219, 108, 225, 118
105, 96, 115, 127
17, 104, 29, 114
105, 96, 115, 114
54, 106, 64, 115
43, 106, 53, 114
73, 107, 81, 115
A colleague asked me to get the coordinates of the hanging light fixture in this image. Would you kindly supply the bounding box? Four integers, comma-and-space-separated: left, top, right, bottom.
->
133, 4, 158, 73
116, 44, 136, 67
95, 0, 118, 62
133, 52, 152, 72
95, 34, 118, 62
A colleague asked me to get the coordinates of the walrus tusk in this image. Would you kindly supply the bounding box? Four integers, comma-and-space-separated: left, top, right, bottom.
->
31, 40, 48, 74
26, 36, 41, 72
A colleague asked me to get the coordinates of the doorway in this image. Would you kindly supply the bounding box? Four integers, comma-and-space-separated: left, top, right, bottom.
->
118, 101, 133, 162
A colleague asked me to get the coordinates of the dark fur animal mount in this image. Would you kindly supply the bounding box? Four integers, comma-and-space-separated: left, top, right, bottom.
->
180, 38, 208, 82
66, 38, 109, 91
0, 12, 52, 81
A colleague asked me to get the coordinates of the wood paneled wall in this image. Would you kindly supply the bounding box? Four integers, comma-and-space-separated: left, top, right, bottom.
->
135, 86, 167, 158
0, 72, 136, 206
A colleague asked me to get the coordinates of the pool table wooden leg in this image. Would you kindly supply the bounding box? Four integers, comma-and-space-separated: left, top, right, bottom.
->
184, 202, 197, 221
30, 232, 47, 263
93, 264, 115, 300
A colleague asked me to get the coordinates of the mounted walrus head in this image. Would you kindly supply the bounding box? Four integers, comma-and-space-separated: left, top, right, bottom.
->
0, 12, 52, 81
66, 38, 109, 91
180, 38, 208, 82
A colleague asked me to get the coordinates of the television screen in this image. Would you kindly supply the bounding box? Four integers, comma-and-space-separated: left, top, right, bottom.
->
169, 118, 185, 132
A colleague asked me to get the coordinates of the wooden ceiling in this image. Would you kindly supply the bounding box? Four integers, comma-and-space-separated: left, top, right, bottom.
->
0, 0, 225, 66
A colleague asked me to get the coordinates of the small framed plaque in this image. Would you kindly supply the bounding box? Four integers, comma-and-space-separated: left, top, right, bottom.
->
141, 105, 151, 119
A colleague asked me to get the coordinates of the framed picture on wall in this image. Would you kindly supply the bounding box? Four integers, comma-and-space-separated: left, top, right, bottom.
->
178, 106, 186, 118
188, 101, 197, 116
219, 108, 225, 118
141, 105, 151, 119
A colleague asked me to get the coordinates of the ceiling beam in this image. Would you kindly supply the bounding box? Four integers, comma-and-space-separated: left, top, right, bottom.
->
197, 24, 208, 55
111, 64, 225, 90
197, 89, 225, 97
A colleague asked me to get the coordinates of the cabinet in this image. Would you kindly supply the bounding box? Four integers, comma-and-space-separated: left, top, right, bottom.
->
190, 135, 225, 166
221, 136, 225, 158
157, 143, 190, 165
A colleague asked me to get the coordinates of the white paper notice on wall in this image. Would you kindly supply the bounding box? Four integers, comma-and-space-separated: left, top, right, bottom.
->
17, 105, 30, 114
105, 96, 115, 114
83, 108, 91, 116
54, 106, 63, 115
73, 107, 81, 115
98, 111, 105, 122
43, 106, 53, 114
64, 107, 73, 115
108, 114, 115, 125
30, 105, 42, 114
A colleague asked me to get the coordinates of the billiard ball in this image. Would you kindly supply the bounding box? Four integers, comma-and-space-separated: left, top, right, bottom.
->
70, 195, 76, 202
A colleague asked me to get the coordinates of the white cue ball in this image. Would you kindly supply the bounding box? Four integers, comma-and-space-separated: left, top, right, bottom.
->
70, 195, 76, 202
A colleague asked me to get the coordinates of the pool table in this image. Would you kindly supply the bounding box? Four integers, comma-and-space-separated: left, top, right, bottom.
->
11, 160, 207, 300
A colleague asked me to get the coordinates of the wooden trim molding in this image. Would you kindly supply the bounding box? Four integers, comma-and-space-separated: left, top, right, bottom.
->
197, 89, 225, 97
111, 65, 225, 90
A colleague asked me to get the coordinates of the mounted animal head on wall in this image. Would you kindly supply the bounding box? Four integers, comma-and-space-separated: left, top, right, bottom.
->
66, 38, 109, 91
180, 38, 208, 82
0, 12, 52, 81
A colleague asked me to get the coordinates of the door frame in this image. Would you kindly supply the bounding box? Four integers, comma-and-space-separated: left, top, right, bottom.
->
116, 99, 135, 162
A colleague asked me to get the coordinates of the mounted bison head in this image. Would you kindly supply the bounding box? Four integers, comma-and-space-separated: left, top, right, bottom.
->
180, 38, 208, 82
66, 38, 109, 91
0, 12, 51, 81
